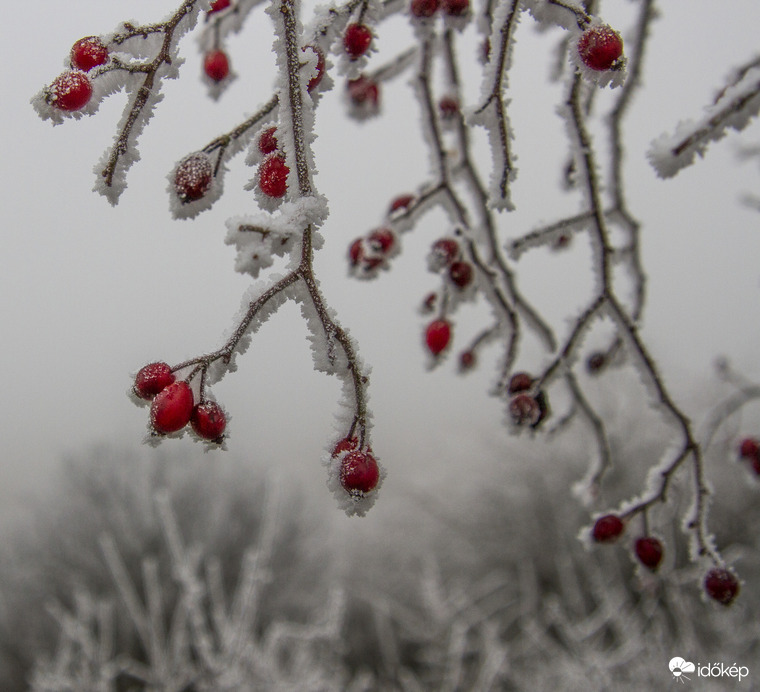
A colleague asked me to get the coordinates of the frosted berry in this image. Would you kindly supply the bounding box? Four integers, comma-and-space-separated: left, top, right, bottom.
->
347, 76, 380, 108
258, 127, 278, 155
704, 567, 740, 605
508, 393, 541, 426
340, 449, 380, 494
634, 536, 663, 571
738, 437, 760, 460
134, 362, 175, 400
332, 436, 358, 458
577, 25, 624, 72
70, 37, 109, 72
426, 319, 451, 356
592, 514, 625, 543
349, 238, 364, 266
439, 96, 459, 120
441, 0, 469, 15
460, 351, 476, 370
191, 401, 227, 441
429, 238, 460, 271
389, 194, 415, 213
204, 49, 230, 82
208, 0, 231, 14
258, 154, 289, 198
587, 352, 606, 373
49, 71, 92, 111
411, 0, 439, 18
368, 228, 395, 254
304, 45, 326, 92
174, 152, 213, 203
343, 23, 372, 60
449, 260, 473, 288
507, 372, 533, 394
150, 381, 194, 434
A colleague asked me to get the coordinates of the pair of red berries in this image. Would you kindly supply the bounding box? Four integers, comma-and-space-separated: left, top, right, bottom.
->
134, 362, 227, 442
332, 437, 380, 495
348, 228, 397, 272
591, 514, 740, 605
430, 237, 474, 289
738, 437, 760, 475
253, 126, 290, 198
48, 36, 110, 111
591, 515, 664, 570
410, 0, 469, 19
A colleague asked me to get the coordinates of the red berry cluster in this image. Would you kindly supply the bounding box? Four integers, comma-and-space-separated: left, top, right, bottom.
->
738, 436, 760, 475
332, 437, 380, 496
577, 24, 624, 72
427, 237, 474, 290
348, 228, 398, 274
134, 362, 227, 442
507, 372, 548, 428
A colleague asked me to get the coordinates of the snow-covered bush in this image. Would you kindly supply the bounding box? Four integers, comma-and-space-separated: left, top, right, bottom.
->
31, 0, 760, 605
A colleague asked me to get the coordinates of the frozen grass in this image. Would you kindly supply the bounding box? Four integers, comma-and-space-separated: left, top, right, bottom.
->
0, 437, 757, 690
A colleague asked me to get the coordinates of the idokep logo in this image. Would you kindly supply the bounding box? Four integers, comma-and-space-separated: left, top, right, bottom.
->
669, 657, 750, 683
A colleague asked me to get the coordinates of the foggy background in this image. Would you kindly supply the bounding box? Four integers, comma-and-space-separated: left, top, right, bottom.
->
1, 0, 760, 687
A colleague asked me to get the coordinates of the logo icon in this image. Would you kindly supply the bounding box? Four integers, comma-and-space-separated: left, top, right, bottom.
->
669, 657, 695, 683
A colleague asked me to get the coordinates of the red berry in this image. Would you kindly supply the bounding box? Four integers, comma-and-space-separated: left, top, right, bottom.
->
460, 351, 476, 370
421, 292, 437, 312
204, 49, 230, 82
389, 194, 415, 213
507, 372, 533, 394
258, 126, 278, 155
150, 381, 194, 434
70, 37, 109, 72
343, 23, 372, 59
348, 238, 364, 266
441, 0, 469, 15
592, 514, 625, 543
368, 228, 395, 254
704, 567, 740, 605
587, 352, 606, 373
304, 45, 326, 92
332, 436, 358, 458
449, 260, 473, 288
134, 362, 175, 400
49, 71, 92, 111
411, 0, 439, 18
430, 238, 460, 269
425, 319, 451, 356
258, 154, 289, 198
439, 96, 459, 119
174, 152, 213, 203
347, 76, 380, 108
635, 536, 664, 570
577, 25, 624, 72
340, 449, 380, 494
208, 0, 231, 13
738, 437, 760, 460
191, 401, 227, 441
508, 393, 541, 426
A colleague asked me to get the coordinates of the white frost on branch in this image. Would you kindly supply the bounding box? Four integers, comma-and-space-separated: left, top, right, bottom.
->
648, 60, 760, 178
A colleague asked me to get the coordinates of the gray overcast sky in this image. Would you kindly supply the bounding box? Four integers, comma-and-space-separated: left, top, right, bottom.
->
2, 0, 760, 527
